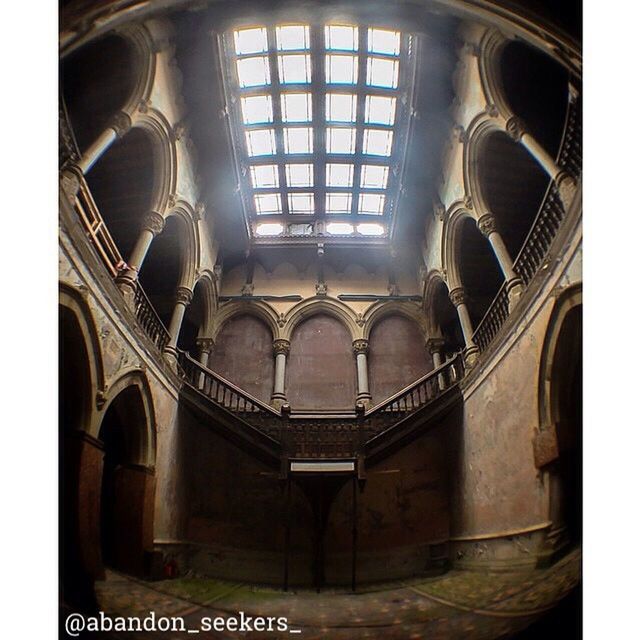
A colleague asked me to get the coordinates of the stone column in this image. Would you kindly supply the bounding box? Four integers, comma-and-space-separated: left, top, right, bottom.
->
271, 339, 290, 409
506, 116, 576, 208
426, 337, 446, 390
115, 211, 165, 307
195, 337, 214, 389
352, 340, 372, 408
163, 286, 193, 364
78, 112, 132, 175
477, 213, 524, 311
449, 287, 479, 367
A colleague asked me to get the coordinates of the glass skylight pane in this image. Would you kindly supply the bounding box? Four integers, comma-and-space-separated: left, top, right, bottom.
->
358, 193, 386, 215
254, 193, 282, 214
283, 127, 313, 154
288, 192, 315, 214
365, 95, 396, 125
363, 129, 394, 156
237, 56, 271, 87
326, 222, 354, 235
250, 164, 279, 188
366, 57, 399, 88
360, 164, 389, 188
246, 129, 277, 156
368, 28, 401, 55
325, 25, 359, 51
285, 163, 314, 187
357, 222, 385, 236
326, 163, 354, 187
326, 93, 357, 122
327, 127, 356, 154
241, 95, 273, 124
281, 93, 313, 122
326, 193, 353, 214
256, 222, 284, 236
276, 25, 310, 50
326, 55, 358, 84
278, 54, 312, 84
288, 223, 314, 235
234, 28, 268, 55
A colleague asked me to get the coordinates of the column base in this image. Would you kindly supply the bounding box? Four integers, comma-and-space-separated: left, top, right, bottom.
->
271, 395, 288, 410
463, 345, 480, 369
115, 271, 138, 310
162, 346, 179, 370
555, 171, 577, 210
356, 394, 372, 409
60, 164, 83, 203
506, 277, 524, 313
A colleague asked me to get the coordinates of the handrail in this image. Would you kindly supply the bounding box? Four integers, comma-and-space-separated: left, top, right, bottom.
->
366, 352, 463, 418
178, 349, 282, 418
133, 282, 171, 352
59, 96, 80, 169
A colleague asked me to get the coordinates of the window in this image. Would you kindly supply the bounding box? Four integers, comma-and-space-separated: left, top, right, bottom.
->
228, 23, 412, 243
285, 163, 314, 187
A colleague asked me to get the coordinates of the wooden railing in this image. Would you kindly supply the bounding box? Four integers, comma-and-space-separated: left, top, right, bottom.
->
133, 283, 171, 352
470, 84, 581, 355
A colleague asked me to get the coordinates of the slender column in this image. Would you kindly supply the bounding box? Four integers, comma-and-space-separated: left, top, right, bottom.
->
505, 116, 576, 207
163, 286, 193, 363
77, 112, 132, 175
449, 287, 479, 367
426, 337, 446, 390
271, 339, 290, 409
477, 213, 524, 310
352, 340, 372, 407
195, 337, 214, 390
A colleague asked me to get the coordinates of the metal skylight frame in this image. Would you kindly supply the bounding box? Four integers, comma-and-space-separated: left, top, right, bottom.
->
220, 21, 417, 245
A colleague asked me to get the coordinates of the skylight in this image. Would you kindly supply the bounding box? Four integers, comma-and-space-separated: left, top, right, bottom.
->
225, 22, 414, 242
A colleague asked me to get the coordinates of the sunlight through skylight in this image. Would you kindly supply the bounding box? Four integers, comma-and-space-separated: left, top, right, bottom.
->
326, 93, 358, 122
285, 163, 314, 187
281, 93, 313, 122
368, 28, 401, 55
327, 127, 356, 154
256, 222, 284, 236
365, 95, 396, 125
254, 193, 282, 214
241, 95, 273, 124
326, 55, 359, 84
325, 25, 359, 51
234, 28, 268, 55
246, 129, 277, 156
250, 164, 279, 188
237, 56, 271, 87
283, 127, 313, 154
278, 54, 312, 84
326, 163, 354, 187
326, 193, 353, 214
276, 25, 310, 51
326, 222, 354, 235
366, 57, 399, 88
363, 129, 394, 156
288, 192, 315, 214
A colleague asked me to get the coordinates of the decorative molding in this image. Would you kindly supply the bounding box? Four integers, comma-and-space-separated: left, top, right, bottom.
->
315, 282, 328, 296
272, 339, 290, 356
453, 124, 467, 143
485, 103, 499, 118
195, 337, 214, 354
241, 283, 254, 296
141, 210, 165, 236
463, 195, 474, 210
194, 201, 206, 221
352, 339, 369, 356
506, 116, 526, 142
433, 198, 446, 222
109, 111, 132, 138
138, 99, 150, 114
477, 213, 497, 237
426, 337, 446, 355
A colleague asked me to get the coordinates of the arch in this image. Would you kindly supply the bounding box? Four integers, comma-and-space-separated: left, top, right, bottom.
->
441, 206, 476, 290
211, 300, 279, 343
422, 271, 465, 353
362, 300, 427, 342
165, 200, 199, 289
282, 297, 361, 342
192, 270, 218, 337
478, 29, 512, 120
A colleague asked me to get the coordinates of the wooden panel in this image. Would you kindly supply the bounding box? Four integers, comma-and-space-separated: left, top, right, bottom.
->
208, 315, 274, 404
368, 315, 432, 405
287, 314, 356, 410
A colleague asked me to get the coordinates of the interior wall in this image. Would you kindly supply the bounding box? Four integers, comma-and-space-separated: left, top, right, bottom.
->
368, 315, 432, 404
286, 314, 357, 411
207, 314, 274, 404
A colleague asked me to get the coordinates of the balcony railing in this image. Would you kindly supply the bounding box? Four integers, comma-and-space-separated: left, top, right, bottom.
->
133, 283, 171, 352
59, 98, 80, 169
558, 92, 581, 182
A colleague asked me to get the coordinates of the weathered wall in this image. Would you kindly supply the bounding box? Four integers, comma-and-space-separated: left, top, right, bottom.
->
368, 315, 433, 404
207, 314, 275, 403
286, 314, 357, 410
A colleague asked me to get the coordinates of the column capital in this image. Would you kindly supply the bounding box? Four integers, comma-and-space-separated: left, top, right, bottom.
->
141, 210, 165, 236
195, 337, 214, 353
273, 339, 290, 356
175, 286, 193, 306
352, 339, 369, 356
425, 337, 445, 355
505, 116, 526, 142
449, 287, 467, 308
108, 111, 132, 138
477, 213, 497, 238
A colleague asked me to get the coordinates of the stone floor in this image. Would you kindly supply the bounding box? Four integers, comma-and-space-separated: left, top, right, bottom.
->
84, 548, 580, 639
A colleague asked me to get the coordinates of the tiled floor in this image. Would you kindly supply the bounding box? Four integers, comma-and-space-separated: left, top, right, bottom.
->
87, 548, 580, 639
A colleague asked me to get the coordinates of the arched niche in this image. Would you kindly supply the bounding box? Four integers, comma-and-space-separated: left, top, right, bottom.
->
287, 314, 356, 410
85, 127, 156, 262
499, 40, 569, 158
368, 315, 431, 404
431, 280, 465, 354
207, 314, 274, 404
61, 34, 137, 151
478, 130, 550, 260
98, 384, 155, 576
138, 215, 184, 328
457, 217, 503, 328
178, 278, 208, 358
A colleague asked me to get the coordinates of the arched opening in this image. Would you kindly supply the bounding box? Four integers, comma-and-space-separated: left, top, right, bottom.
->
431, 280, 465, 355
85, 128, 157, 262
98, 385, 154, 576
478, 131, 551, 260
457, 217, 503, 328
287, 314, 356, 410
138, 215, 184, 329
368, 314, 431, 404
178, 278, 209, 358
61, 34, 137, 152
208, 314, 275, 404
547, 304, 582, 547
499, 40, 569, 159
59, 304, 99, 611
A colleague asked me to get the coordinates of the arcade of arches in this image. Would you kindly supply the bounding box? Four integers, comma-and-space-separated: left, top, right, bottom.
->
59, 0, 582, 637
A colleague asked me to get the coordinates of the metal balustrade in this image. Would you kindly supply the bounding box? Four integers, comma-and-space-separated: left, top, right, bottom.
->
470, 284, 510, 354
